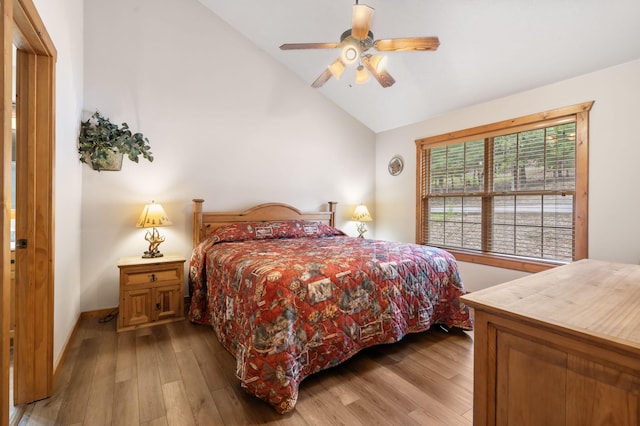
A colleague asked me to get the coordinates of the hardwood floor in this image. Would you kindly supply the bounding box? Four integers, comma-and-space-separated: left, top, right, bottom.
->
18, 317, 474, 425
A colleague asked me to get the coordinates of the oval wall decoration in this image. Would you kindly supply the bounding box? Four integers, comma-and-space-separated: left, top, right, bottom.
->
388, 155, 404, 176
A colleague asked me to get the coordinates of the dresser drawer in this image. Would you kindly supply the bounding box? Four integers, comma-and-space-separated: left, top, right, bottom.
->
122, 266, 180, 286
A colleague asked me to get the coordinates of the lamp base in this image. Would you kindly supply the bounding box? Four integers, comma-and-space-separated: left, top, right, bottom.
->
142, 227, 166, 259
142, 251, 164, 259
356, 222, 368, 238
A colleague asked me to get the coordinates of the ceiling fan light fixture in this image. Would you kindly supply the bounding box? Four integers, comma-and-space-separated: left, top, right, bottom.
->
368, 54, 387, 72
328, 58, 346, 79
355, 65, 370, 84
352, 4, 374, 40
341, 42, 360, 65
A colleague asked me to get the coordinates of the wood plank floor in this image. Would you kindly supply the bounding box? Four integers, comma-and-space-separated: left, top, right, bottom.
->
18, 317, 474, 425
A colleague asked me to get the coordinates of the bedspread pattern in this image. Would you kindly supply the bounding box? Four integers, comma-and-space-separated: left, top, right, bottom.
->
188, 225, 472, 413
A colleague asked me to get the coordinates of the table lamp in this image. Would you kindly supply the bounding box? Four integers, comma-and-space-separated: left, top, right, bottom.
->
352, 204, 372, 238
136, 201, 172, 258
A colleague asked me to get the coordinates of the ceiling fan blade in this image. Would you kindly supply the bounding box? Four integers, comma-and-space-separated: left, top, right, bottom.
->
374, 37, 440, 51
311, 67, 334, 88
363, 55, 396, 88
352, 4, 374, 40
280, 42, 340, 50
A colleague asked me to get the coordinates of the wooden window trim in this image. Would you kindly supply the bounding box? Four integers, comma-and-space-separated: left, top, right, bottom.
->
416, 102, 593, 272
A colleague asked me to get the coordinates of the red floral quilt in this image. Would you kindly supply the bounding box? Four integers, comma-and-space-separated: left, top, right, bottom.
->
188, 221, 473, 413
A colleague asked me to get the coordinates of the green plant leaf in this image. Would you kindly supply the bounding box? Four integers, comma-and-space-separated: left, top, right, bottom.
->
78, 110, 153, 170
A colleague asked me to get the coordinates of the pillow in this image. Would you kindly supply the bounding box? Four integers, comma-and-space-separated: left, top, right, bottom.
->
208, 220, 345, 244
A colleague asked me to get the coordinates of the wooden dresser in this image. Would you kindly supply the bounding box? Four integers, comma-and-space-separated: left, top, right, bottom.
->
117, 255, 185, 332
461, 259, 640, 426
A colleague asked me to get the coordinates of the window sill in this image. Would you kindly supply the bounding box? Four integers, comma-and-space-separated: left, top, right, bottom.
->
442, 248, 568, 273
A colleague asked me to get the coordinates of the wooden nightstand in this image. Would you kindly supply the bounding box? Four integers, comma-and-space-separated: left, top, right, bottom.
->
117, 254, 186, 332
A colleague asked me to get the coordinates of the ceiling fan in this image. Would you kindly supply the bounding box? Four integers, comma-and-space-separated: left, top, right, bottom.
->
279, 1, 440, 88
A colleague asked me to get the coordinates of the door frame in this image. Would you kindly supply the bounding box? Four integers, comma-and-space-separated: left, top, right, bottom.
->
1, 0, 56, 423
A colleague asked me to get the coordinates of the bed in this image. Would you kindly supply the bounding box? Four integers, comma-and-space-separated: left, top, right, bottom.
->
187, 199, 473, 414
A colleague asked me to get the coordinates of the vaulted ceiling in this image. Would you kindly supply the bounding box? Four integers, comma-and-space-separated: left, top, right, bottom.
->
198, 0, 640, 133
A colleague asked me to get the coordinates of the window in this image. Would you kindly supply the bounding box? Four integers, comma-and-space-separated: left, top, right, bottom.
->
416, 102, 592, 272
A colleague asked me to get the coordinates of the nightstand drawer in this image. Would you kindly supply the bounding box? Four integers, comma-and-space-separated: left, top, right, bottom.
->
122, 267, 180, 286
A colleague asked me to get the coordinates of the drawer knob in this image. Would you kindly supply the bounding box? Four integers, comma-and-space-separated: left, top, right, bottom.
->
150, 273, 157, 282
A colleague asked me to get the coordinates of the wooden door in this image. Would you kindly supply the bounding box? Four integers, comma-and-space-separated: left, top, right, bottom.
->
495, 331, 567, 425
494, 329, 640, 425
1, 2, 12, 423
154, 285, 182, 321
12, 40, 55, 408
122, 288, 152, 327
1, 0, 56, 421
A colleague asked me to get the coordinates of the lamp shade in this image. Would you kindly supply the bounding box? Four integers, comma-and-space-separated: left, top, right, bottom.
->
352, 204, 373, 222
136, 201, 172, 228
355, 65, 370, 84
368, 54, 387, 72
328, 58, 346, 79
352, 4, 374, 40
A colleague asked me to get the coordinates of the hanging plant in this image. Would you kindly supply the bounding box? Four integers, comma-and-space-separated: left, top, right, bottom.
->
78, 111, 153, 171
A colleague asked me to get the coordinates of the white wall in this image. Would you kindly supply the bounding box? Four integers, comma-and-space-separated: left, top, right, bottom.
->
376, 59, 640, 292
81, 0, 375, 311
32, 0, 84, 364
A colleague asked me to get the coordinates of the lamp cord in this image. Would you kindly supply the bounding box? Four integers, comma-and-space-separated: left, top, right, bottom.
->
98, 308, 119, 323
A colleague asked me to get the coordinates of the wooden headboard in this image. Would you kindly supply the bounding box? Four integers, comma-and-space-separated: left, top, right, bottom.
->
192, 199, 337, 247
